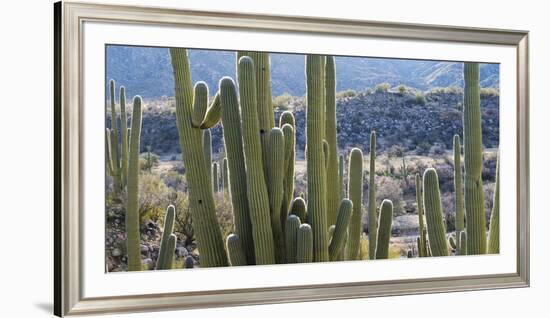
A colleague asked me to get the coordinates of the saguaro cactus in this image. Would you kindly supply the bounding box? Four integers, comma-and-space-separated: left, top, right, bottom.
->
325, 56, 339, 226
226, 234, 248, 266
459, 231, 467, 255
423, 168, 449, 257
109, 80, 121, 191
279, 112, 296, 219
219, 77, 255, 264
338, 154, 345, 201
453, 135, 465, 253
238, 56, 275, 265
192, 82, 208, 128
285, 215, 301, 263
157, 234, 176, 270
169, 48, 228, 267
126, 96, 143, 271
375, 199, 394, 259
119, 86, 129, 188
367, 131, 377, 260
296, 224, 313, 263
463, 62, 487, 255
290, 197, 307, 223
488, 155, 500, 254
237, 52, 274, 184
306, 55, 329, 262
328, 199, 353, 261
415, 174, 426, 257
267, 127, 286, 263
156, 205, 176, 270
346, 148, 364, 260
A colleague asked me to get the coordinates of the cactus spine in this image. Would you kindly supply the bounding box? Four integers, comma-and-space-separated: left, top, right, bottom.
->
329, 199, 353, 261
488, 154, 500, 254
415, 173, 426, 257
226, 234, 248, 266
306, 55, 329, 262
346, 148, 364, 260
267, 127, 286, 263
156, 205, 176, 270
325, 56, 339, 226
375, 199, 393, 259
423, 168, 449, 257
126, 96, 143, 271
296, 224, 313, 263
192, 82, 208, 128
169, 48, 228, 267
463, 62, 487, 255
238, 57, 276, 264
285, 215, 301, 263
453, 135, 465, 254
219, 77, 255, 265
367, 131, 377, 260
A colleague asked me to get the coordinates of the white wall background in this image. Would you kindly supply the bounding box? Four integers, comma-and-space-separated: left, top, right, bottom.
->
0, 0, 546, 317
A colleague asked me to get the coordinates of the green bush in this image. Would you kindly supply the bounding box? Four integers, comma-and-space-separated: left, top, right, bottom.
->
414, 92, 427, 105
480, 87, 499, 97
375, 83, 391, 93
140, 149, 159, 172
396, 85, 407, 95
336, 89, 357, 99
136, 173, 170, 222
272, 92, 293, 110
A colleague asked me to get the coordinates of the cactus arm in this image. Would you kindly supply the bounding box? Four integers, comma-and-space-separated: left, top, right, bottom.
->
290, 197, 307, 224
200, 92, 222, 129
267, 127, 286, 263
296, 224, 313, 263
463, 62, 487, 255
367, 131, 377, 260
488, 154, 500, 254
105, 128, 114, 177
191, 81, 208, 128
346, 148, 364, 260
109, 80, 121, 191
219, 77, 255, 264
325, 56, 340, 226
280, 123, 295, 226
459, 231, 467, 255
423, 168, 449, 257
226, 234, 248, 266
329, 199, 353, 261
338, 154, 345, 202
119, 86, 129, 188
156, 205, 176, 270
169, 48, 228, 267
415, 173, 426, 257
306, 55, 329, 262
453, 135, 465, 253
126, 96, 143, 271
157, 233, 177, 270
285, 215, 301, 263
375, 199, 393, 259
238, 57, 276, 265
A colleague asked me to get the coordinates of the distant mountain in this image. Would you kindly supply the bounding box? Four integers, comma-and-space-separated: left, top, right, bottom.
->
106, 45, 499, 99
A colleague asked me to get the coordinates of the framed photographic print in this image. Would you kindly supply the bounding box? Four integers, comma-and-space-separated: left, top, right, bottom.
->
54, 1, 529, 316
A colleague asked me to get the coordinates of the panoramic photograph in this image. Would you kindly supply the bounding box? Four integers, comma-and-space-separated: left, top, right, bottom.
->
105, 45, 500, 272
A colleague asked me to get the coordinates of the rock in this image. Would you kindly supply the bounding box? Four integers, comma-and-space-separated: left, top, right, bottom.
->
143, 258, 155, 270
112, 248, 122, 257
140, 244, 149, 255
176, 246, 188, 257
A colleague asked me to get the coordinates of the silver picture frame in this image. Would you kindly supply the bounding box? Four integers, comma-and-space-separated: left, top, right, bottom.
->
54, 1, 529, 316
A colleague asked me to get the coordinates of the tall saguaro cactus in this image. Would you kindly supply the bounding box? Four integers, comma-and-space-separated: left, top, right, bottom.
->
306, 54, 329, 262
346, 148, 364, 260
367, 131, 377, 260
169, 48, 228, 267
267, 127, 286, 263
296, 224, 313, 263
219, 77, 255, 264
285, 215, 301, 263
415, 174, 426, 257
488, 155, 500, 254
109, 80, 121, 192
328, 199, 352, 261
453, 135, 465, 253
156, 205, 176, 270
423, 168, 449, 257
463, 62, 487, 255
126, 96, 143, 271
325, 56, 340, 226
238, 56, 276, 265
119, 86, 129, 188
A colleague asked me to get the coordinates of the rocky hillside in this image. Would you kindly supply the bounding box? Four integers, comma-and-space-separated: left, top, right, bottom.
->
106, 45, 499, 99
108, 91, 499, 158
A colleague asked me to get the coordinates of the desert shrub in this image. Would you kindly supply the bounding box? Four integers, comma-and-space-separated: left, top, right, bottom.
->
429, 142, 446, 155
214, 193, 235, 239
397, 85, 407, 95
272, 92, 293, 110
375, 83, 391, 93
140, 149, 159, 172
365, 87, 374, 95
416, 142, 431, 155
482, 153, 497, 182
162, 170, 184, 190
336, 89, 357, 99
136, 173, 170, 222
375, 176, 404, 215
172, 190, 195, 246
387, 145, 405, 158
480, 87, 500, 97
414, 92, 427, 105
441, 193, 455, 231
